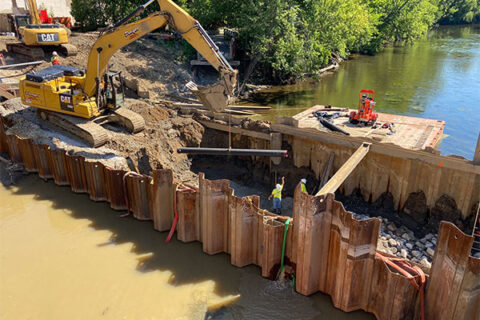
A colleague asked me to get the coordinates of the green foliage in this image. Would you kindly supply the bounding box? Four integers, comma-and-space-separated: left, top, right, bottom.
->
71, 0, 102, 31
70, 0, 480, 81
436, 0, 480, 24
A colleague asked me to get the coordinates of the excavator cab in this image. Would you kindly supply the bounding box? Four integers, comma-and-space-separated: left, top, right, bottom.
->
12, 15, 30, 38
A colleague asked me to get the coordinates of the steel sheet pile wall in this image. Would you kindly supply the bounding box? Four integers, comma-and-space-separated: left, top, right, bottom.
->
84, 161, 107, 201
125, 174, 152, 220
425, 222, 480, 320
1, 115, 478, 319
0, 117, 8, 154
149, 170, 175, 232
0, 119, 174, 229
290, 136, 480, 218
176, 189, 200, 242
176, 173, 293, 279
293, 188, 422, 318
34, 144, 53, 179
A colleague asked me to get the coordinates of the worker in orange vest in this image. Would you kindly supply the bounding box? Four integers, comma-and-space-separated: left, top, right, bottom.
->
51, 51, 61, 65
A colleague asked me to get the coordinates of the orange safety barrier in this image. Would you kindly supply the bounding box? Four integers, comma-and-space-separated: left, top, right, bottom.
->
375, 252, 426, 320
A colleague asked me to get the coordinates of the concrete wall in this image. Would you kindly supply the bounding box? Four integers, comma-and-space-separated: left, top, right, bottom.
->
0, 0, 71, 17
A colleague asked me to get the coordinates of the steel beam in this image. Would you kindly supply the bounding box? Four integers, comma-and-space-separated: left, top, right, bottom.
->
0, 60, 43, 69
177, 147, 288, 157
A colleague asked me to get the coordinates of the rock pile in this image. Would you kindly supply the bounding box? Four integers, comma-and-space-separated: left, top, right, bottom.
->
352, 212, 437, 269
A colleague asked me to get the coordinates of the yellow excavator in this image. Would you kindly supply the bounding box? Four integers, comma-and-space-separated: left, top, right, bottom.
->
19, 0, 237, 147
7, 0, 77, 59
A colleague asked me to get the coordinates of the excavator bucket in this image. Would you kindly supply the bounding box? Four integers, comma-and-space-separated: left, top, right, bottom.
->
186, 81, 230, 113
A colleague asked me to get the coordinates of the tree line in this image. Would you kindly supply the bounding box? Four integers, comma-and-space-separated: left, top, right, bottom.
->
72, 0, 480, 83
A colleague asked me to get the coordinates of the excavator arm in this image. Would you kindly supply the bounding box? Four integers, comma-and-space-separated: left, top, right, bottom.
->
26, 0, 41, 24
83, 0, 237, 111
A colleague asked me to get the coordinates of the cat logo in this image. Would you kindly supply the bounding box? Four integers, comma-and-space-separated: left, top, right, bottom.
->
37, 33, 59, 42
59, 94, 74, 111
124, 28, 139, 40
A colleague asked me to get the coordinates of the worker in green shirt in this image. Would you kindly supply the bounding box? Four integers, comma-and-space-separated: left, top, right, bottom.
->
300, 178, 307, 193
268, 176, 285, 214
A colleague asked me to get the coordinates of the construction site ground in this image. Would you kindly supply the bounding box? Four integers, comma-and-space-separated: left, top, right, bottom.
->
1, 30, 477, 274
0, 32, 193, 99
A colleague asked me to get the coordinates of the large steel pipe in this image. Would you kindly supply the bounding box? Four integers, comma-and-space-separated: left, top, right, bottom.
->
177, 147, 288, 157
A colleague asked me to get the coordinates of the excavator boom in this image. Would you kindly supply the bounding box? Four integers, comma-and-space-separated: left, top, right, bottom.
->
26, 0, 41, 24
83, 0, 237, 111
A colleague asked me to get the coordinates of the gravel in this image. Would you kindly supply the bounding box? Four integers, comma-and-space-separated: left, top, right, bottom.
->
352, 212, 437, 268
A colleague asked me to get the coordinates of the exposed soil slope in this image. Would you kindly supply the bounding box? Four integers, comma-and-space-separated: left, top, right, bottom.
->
0, 98, 204, 185
1, 32, 193, 99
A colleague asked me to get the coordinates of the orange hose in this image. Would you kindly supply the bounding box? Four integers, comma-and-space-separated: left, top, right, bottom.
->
165, 185, 195, 242
376, 252, 426, 320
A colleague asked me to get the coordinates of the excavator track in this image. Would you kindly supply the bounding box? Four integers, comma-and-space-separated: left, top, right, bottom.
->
108, 107, 145, 133
59, 43, 78, 56
6, 42, 45, 60
38, 110, 109, 148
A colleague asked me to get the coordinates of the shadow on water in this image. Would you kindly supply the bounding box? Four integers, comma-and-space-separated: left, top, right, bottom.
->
5, 172, 374, 319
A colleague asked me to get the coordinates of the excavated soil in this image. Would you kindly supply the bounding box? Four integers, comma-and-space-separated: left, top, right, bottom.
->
1, 32, 193, 100
0, 31, 208, 184
0, 98, 204, 185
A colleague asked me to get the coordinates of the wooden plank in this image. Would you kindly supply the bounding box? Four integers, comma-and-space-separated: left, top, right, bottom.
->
319, 152, 335, 190
317, 143, 371, 196
228, 105, 271, 111
0, 85, 16, 100
474, 132, 480, 163
272, 123, 480, 174
199, 120, 271, 140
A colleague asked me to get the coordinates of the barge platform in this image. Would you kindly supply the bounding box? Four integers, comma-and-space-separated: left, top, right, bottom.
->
290, 105, 445, 151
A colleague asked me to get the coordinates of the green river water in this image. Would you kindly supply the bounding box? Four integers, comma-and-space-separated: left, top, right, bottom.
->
252, 25, 480, 160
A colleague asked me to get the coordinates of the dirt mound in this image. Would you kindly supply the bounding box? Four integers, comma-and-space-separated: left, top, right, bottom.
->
65, 32, 193, 99
240, 119, 271, 133
1, 32, 193, 100
1, 98, 204, 184
104, 100, 204, 184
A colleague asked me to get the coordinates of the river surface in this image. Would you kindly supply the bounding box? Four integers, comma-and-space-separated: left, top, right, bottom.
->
0, 172, 373, 319
252, 25, 480, 160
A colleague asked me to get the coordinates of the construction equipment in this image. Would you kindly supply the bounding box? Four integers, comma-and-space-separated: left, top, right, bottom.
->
19, 0, 238, 147
349, 89, 378, 126
6, 0, 77, 59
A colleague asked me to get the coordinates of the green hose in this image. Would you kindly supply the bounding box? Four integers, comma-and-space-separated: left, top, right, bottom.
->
280, 219, 291, 274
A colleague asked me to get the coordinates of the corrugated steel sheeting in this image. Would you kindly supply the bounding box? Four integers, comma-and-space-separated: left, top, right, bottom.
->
1, 115, 478, 319
425, 222, 480, 320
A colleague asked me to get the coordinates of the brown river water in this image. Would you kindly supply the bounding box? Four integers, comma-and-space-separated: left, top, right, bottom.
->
7, 22, 476, 320
0, 172, 373, 319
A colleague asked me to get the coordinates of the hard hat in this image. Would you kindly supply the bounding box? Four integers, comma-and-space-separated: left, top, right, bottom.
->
276, 184, 281, 190
52, 51, 58, 56
301, 178, 307, 183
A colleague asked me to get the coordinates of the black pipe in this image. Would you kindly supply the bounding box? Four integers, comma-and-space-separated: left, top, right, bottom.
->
112, 0, 155, 28
319, 118, 350, 136
177, 148, 288, 157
